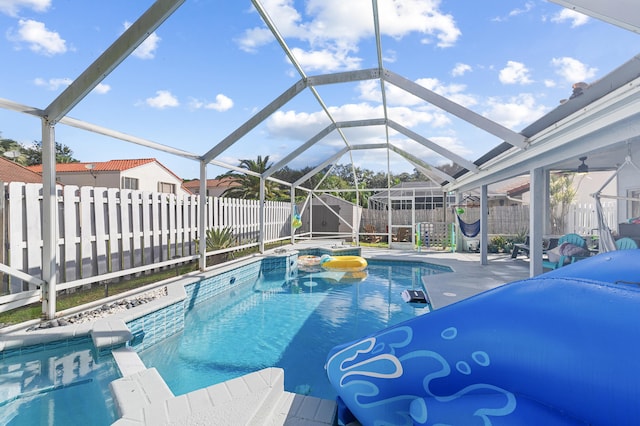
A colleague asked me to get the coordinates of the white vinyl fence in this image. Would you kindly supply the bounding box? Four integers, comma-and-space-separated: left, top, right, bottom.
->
568, 201, 617, 236
1, 182, 292, 304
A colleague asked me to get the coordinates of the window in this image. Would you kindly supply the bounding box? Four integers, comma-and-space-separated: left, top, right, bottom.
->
122, 177, 139, 190
158, 182, 175, 194
629, 189, 640, 219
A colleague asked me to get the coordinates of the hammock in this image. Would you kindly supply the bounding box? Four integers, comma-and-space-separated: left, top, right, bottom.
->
593, 153, 640, 253
456, 214, 480, 238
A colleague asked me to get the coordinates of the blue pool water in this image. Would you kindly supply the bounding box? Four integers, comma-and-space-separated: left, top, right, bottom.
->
139, 260, 450, 399
0, 341, 120, 425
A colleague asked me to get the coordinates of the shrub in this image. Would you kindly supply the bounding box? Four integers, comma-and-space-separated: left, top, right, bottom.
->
205, 226, 236, 251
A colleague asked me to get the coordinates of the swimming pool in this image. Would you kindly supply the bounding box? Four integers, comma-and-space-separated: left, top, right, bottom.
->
0, 340, 120, 425
139, 259, 451, 400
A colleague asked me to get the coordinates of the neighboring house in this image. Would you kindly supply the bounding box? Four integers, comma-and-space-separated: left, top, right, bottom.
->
0, 156, 43, 183
500, 171, 617, 206
28, 158, 191, 197
182, 177, 239, 197
368, 181, 455, 210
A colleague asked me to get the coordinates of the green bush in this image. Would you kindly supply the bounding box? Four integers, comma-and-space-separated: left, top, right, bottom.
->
205, 226, 236, 251
488, 235, 508, 253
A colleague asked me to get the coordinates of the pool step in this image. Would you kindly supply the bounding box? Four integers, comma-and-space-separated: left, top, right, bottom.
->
110, 367, 174, 420
110, 366, 337, 425
255, 390, 338, 426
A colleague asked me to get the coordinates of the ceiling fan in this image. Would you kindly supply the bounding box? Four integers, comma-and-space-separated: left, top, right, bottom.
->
577, 156, 589, 173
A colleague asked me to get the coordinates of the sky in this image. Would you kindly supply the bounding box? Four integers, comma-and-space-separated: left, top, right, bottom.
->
0, 0, 638, 182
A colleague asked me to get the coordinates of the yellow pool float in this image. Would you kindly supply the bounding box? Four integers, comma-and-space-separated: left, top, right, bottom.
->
320, 255, 368, 272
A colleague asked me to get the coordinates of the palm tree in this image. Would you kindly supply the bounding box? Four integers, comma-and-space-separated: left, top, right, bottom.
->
221, 155, 287, 200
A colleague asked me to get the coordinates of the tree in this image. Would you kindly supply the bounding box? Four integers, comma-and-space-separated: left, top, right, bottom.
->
0, 137, 27, 165
23, 141, 79, 166
219, 155, 288, 200
549, 173, 577, 235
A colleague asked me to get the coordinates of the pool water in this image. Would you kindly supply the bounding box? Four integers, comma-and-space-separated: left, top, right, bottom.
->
139, 260, 450, 399
0, 341, 120, 425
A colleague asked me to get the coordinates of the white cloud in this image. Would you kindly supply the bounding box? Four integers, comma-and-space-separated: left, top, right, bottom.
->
452, 63, 471, 77
551, 57, 597, 84
383, 49, 397, 63
34, 77, 111, 94
34, 77, 71, 90
190, 94, 234, 112
237, 0, 461, 71
551, 9, 589, 28
12, 19, 66, 56
0, 0, 50, 17
123, 21, 161, 59
415, 77, 478, 108
265, 101, 452, 147
235, 27, 274, 53
493, 2, 534, 22
484, 93, 548, 129
499, 61, 533, 85
543, 79, 556, 88
290, 46, 362, 72
357, 78, 477, 110
376, 0, 461, 48
145, 90, 179, 109
93, 83, 111, 94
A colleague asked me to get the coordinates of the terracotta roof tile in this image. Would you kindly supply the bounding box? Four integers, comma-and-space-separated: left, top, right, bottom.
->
182, 177, 240, 189
28, 158, 157, 173
0, 157, 43, 183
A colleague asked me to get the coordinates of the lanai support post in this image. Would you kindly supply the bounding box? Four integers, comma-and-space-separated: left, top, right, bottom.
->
480, 184, 488, 265
455, 192, 463, 252
259, 177, 265, 253
41, 119, 57, 320
199, 161, 207, 271
290, 187, 296, 244
529, 167, 545, 276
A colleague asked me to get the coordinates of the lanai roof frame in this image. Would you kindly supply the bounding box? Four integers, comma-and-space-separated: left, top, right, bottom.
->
0, 0, 639, 319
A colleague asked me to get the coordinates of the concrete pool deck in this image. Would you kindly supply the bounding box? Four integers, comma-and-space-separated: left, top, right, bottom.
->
360, 247, 532, 308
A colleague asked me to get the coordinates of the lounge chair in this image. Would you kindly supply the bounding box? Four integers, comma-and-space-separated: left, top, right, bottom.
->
392, 227, 411, 242
511, 236, 530, 258
363, 224, 381, 243
542, 233, 588, 270
615, 237, 638, 250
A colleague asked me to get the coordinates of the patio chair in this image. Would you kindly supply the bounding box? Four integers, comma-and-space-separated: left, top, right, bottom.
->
393, 227, 411, 242
615, 237, 638, 250
363, 224, 381, 243
542, 233, 588, 270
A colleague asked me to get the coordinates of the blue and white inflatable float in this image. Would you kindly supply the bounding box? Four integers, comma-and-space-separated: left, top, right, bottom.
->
326, 250, 640, 425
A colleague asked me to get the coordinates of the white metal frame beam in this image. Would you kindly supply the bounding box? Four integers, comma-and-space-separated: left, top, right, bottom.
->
387, 119, 479, 172
451, 77, 640, 192
388, 144, 455, 183
550, 0, 640, 34
383, 69, 528, 149
202, 79, 308, 163
0, 98, 201, 161
44, 0, 186, 123
293, 147, 349, 187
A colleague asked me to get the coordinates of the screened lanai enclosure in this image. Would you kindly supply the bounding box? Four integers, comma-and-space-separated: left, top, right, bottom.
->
1, 0, 640, 319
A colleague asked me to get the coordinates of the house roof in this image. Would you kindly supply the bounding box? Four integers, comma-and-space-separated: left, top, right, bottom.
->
182, 177, 240, 190
0, 157, 43, 183
28, 158, 183, 181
